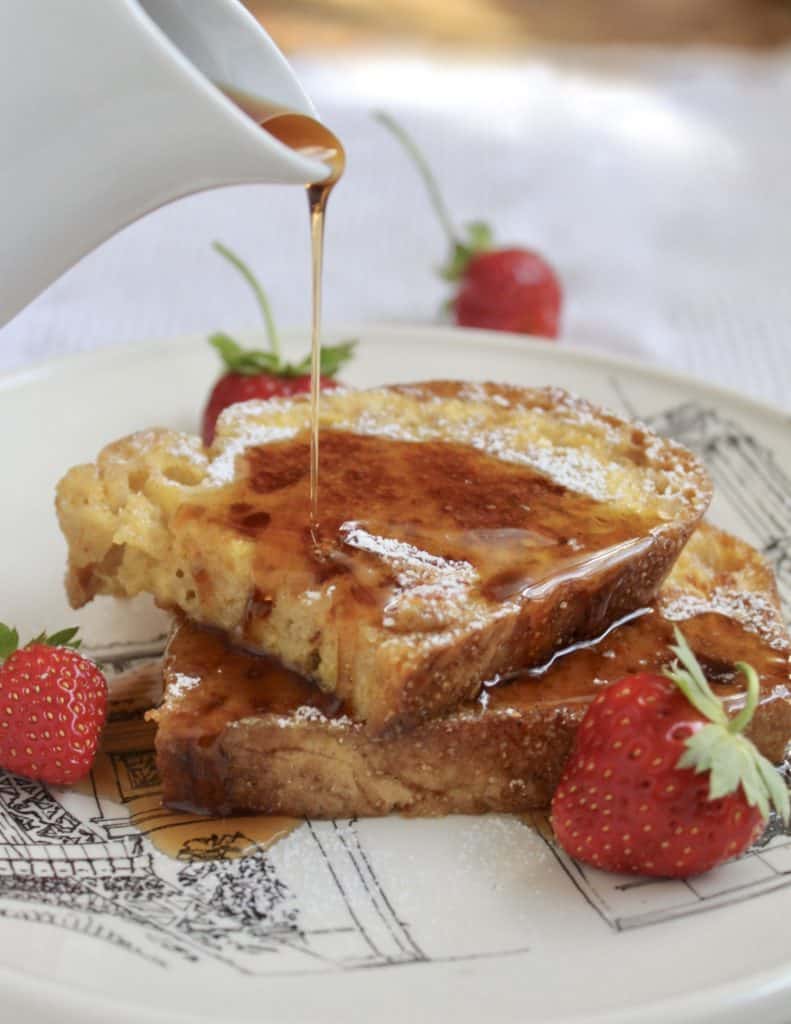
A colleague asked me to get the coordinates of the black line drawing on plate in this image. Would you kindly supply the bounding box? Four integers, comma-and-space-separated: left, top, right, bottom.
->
643, 401, 791, 610
0, 652, 439, 974
526, 808, 791, 932
0, 397, 789, 969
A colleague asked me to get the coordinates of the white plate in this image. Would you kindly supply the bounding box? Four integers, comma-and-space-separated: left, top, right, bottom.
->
1, 325, 790, 1024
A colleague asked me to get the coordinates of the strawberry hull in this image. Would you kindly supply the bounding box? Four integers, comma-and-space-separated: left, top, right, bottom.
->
551, 655, 788, 879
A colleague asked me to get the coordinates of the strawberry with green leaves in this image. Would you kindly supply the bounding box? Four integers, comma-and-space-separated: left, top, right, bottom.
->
202, 242, 356, 445
374, 111, 562, 338
551, 628, 789, 878
0, 623, 107, 785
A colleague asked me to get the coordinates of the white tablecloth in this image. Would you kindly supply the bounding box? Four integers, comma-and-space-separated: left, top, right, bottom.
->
3, 48, 791, 411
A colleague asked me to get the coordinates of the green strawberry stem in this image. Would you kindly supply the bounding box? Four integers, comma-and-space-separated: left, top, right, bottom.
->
0, 624, 19, 661
729, 662, 760, 734
213, 241, 281, 363
209, 242, 357, 378
665, 628, 728, 726
665, 626, 790, 824
372, 110, 494, 282
0, 622, 80, 663
373, 110, 459, 246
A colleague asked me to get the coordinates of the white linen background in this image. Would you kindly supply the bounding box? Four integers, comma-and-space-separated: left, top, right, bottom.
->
2, 48, 790, 411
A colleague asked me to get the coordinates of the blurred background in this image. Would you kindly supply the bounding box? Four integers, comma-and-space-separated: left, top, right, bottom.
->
4, 0, 791, 408
247, 0, 791, 49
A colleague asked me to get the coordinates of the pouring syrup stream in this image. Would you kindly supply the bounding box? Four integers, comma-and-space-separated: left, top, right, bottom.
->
307, 180, 331, 531
216, 86, 345, 533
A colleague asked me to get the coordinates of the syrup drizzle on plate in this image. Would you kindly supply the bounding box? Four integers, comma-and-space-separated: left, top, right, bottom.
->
80, 661, 300, 861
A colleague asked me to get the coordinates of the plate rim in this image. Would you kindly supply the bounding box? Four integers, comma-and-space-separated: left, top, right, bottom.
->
1, 322, 789, 1024
1, 927, 790, 1024
1, 320, 789, 426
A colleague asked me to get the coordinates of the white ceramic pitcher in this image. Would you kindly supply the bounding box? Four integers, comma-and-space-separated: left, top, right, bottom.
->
0, 0, 331, 325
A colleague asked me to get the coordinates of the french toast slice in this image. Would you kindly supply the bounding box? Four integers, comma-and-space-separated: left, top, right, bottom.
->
57, 381, 711, 733
155, 524, 791, 817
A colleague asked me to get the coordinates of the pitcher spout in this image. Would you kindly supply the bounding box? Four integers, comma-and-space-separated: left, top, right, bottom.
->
0, 0, 329, 326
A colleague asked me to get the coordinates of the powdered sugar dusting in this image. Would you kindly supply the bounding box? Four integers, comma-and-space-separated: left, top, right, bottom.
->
275, 706, 354, 729
662, 587, 789, 651
204, 381, 710, 516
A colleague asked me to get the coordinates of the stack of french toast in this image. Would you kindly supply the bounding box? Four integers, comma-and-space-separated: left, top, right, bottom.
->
55, 381, 791, 818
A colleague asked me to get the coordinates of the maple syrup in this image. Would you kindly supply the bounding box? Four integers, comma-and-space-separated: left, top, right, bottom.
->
484, 607, 790, 710
156, 609, 790, 815
217, 84, 345, 529
184, 429, 652, 676
168, 607, 790, 726
204, 88, 647, 635
84, 660, 300, 860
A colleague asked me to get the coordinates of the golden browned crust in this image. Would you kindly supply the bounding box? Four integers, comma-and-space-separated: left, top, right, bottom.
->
159, 692, 791, 819
156, 524, 791, 818
159, 700, 586, 818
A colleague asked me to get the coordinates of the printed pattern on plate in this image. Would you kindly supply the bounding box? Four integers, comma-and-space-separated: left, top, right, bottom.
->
0, 391, 789, 973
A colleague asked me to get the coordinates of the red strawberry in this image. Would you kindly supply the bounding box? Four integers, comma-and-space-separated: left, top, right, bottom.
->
374, 111, 562, 339
455, 249, 561, 337
202, 357, 345, 447
0, 624, 107, 785
551, 628, 789, 878
201, 242, 356, 445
